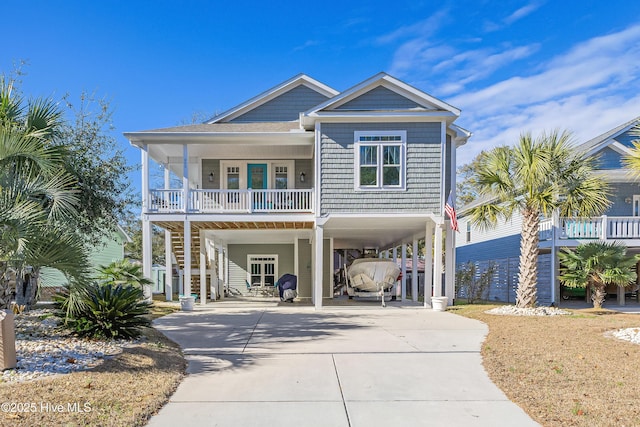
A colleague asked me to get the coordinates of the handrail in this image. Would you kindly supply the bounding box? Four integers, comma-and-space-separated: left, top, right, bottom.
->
148, 188, 314, 213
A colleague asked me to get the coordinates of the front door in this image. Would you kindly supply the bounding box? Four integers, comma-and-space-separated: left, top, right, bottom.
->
248, 164, 268, 209
247, 164, 267, 189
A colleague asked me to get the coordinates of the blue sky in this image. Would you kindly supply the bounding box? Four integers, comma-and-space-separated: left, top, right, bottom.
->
3, 0, 640, 195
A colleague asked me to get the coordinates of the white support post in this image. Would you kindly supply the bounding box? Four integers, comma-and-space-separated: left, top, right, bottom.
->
412, 238, 418, 302
224, 244, 229, 294
601, 215, 608, 240
424, 222, 434, 307
313, 225, 324, 309
445, 224, 455, 305
141, 217, 152, 302
294, 237, 299, 278
433, 222, 444, 298
209, 239, 218, 301
401, 243, 407, 301
165, 230, 173, 301
392, 246, 400, 298
141, 145, 149, 213
329, 237, 334, 299
218, 244, 225, 299
199, 230, 207, 306
183, 144, 190, 212
551, 210, 559, 304
183, 220, 192, 297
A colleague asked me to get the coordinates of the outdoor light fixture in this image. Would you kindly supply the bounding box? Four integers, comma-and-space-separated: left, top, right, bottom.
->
625, 197, 632, 204
299, 172, 306, 182
208, 171, 215, 182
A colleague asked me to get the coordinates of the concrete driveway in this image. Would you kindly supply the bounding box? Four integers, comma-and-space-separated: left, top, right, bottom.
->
147, 302, 539, 427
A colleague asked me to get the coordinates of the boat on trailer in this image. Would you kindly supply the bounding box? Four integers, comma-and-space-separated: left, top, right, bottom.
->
346, 258, 401, 307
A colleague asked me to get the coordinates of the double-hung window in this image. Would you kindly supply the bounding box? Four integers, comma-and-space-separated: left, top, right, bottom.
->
354, 131, 406, 190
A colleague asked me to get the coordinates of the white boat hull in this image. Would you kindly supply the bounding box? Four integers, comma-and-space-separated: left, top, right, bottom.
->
346, 259, 400, 293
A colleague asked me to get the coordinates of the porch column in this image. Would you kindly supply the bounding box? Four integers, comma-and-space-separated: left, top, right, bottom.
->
294, 237, 299, 278
433, 222, 444, 298
199, 229, 207, 306
182, 144, 189, 211
329, 237, 334, 299
142, 217, 153, 302
209, 239, 218, 301
313, 225, 324, 309
224, 244, 229, 294
218, 244, 225, 298
445, 224, 456, 305
392, 246, 400, 298
401, 243, 407, 301
141, 144, 149, 212
183, 220, 192, 297
424, 222, 434, 307
165, 230, 173, 301
412, 238, 418, 302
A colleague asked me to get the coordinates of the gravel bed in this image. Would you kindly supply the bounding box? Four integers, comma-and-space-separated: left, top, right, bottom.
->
485, 305, 572, 316
485, 305, 640, 345
2, 309, 135, 383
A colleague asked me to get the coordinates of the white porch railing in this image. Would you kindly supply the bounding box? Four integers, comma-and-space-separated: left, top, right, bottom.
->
148, 188, 314, 213
539, 216, 640, 241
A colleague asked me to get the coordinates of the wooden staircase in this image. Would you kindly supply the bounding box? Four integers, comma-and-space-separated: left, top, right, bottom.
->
170, 228, 205, 300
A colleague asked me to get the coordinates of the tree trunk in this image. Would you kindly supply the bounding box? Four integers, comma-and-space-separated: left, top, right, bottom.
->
591, 284, 606, 309
516, 207, 539, 308
15, 271, 39, 310
0, 266, 13, 310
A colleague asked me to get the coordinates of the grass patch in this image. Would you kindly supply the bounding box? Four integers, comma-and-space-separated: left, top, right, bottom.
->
0, 302, 185, 427
453, 304, 640, 427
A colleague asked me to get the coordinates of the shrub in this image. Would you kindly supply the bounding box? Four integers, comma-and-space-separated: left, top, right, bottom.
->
456, 262, 498, 304
56, 283, 151, 339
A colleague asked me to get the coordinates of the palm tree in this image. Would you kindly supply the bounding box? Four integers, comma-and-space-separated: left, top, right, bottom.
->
0, 76, 88, 309
558, 242, 637, 309
467, 130, 610, 307
622, 123, 640, 173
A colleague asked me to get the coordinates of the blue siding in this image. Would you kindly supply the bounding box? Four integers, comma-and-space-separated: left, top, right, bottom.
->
595, 147, 623, 169
231, 85, 330, 122
336, 86, 421, 110
614, 129, 639, 148
456, 234, 521, 263
605, 182, 640, 216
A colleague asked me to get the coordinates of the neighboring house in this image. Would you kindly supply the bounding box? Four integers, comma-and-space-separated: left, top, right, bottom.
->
456, 117, 640, 306
124, 73, 470, 308
40, 225, 132, 298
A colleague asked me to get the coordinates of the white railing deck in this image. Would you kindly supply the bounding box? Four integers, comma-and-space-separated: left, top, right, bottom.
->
147, 188, 314, 213
539, 216, 640, 240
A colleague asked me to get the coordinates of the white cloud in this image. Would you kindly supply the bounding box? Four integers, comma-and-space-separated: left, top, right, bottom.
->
483, 1, 545, 32
452, 24, 640, 165
504, 1, 544, 25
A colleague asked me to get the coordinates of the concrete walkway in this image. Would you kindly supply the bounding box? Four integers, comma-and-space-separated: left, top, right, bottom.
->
147, 302, 539, 427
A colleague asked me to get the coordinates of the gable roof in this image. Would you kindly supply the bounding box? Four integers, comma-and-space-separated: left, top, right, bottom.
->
302, 72, 461, 126
577, 116, 640, 156
207, 74, 339, 124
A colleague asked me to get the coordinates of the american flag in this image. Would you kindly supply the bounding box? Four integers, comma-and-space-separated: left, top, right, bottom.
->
444, 191, 459, 232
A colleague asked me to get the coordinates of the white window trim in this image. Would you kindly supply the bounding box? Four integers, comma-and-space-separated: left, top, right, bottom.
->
246, 254, 279, 287
354, 130, 407, 191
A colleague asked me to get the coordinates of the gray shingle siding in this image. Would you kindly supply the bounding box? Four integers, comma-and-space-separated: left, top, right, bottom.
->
606, 183, 640, 216
320, 122, 442, 214
230, 85, 330, 122
335, 86, 421, 110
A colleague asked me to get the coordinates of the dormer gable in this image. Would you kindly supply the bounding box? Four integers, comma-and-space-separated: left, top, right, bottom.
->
207, 74, 339, 124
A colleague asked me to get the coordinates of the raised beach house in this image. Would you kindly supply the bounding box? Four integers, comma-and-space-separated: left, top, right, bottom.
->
124, 73, 470, 308
456, 117, 640, 306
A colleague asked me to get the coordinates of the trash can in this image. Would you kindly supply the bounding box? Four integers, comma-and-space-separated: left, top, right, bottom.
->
179, 295, 195, 311
0, 310, 17, 369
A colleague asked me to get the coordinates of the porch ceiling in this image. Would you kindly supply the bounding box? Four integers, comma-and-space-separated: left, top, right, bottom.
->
322, 215, 435, 249
148, 142, 313, 163
155, 221, 314, 232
